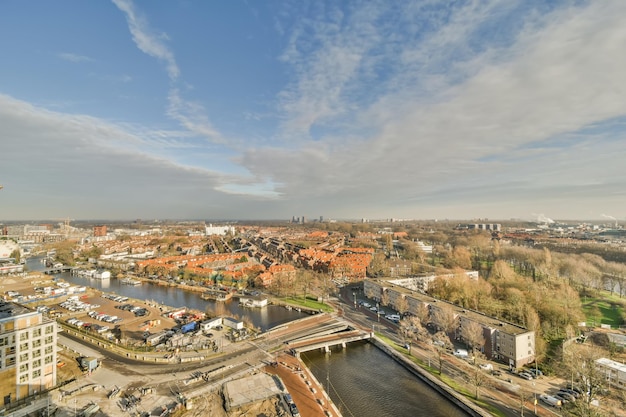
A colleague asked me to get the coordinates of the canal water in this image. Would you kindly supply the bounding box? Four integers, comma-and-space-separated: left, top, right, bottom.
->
27, 256, 305, 330
302, 342, 469, 417
29, 256, 469, 416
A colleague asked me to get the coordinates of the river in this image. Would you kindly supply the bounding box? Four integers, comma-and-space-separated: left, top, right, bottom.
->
29, 256, 469, 416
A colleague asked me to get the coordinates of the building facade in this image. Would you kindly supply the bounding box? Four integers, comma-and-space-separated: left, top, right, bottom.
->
0, 302, 57, 405
364, 278, 535, 368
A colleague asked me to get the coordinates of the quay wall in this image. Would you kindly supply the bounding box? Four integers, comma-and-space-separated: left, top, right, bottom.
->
369, 337, 491, 417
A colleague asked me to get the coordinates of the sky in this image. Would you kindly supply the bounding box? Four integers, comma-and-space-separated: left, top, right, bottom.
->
1, 0, 625, 222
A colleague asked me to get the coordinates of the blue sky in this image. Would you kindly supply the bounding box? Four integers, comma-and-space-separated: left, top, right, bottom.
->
1, 0, 625, 221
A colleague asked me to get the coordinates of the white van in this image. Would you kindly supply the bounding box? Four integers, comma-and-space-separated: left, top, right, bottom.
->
539, 394, 562, 407
453, 349, 469, 358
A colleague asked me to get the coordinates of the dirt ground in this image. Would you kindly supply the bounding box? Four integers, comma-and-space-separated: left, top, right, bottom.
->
181, 391, 281, 417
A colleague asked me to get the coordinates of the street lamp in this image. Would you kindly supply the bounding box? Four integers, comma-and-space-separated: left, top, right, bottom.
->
353, 292, 357, 309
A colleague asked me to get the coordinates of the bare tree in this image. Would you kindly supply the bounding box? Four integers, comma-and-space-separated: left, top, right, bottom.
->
431, 304, 458, 339
396, 295, 408, 317
460, 320, 485, 354
381, 290, 390, 307
562, 345, 608, 417
469, 354, 487, 400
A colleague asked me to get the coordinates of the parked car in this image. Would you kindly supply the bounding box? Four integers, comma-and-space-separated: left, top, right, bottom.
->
561, 388, 580, 398
540, 394, 562, 407
479, 363, 493, 371
557, 390, 576, 402
528, 368, 543, 377
518, 372, 533, 380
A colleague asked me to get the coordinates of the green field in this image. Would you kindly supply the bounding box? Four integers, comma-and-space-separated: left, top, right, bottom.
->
582, 294, 625, 328
282, 296, 334, 312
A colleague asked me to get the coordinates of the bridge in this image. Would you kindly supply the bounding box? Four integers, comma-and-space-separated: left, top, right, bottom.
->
270, 314, 372, 358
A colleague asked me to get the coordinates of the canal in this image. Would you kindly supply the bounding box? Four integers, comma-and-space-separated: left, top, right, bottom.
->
302, 342, 469, 417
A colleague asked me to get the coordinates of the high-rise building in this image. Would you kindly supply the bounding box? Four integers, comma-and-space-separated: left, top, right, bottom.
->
0, 302, 57, 405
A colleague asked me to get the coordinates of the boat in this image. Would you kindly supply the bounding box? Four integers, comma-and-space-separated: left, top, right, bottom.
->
120, 278, 142, 286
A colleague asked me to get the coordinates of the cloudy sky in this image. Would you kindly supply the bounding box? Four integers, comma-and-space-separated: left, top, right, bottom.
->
1, 1, 625, 222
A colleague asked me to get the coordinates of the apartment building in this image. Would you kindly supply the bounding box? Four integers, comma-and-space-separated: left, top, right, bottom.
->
364, 278, 535, 368
0, 302, 57, 405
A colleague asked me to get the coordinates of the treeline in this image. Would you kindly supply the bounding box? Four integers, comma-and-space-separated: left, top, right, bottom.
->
428, 243, 626, 359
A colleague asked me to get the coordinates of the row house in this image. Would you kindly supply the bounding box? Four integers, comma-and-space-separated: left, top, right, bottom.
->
256, 264, 297, 288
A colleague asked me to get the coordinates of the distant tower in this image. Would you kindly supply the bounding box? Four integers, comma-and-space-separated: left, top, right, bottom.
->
301, 216, 306, 224
319, 216, 324, 223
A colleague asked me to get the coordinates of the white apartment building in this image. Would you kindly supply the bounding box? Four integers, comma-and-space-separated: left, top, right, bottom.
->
205, 224, 236, 236
0, 302, 57, 405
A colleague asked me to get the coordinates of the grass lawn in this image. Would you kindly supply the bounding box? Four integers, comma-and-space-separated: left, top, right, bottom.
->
581, 294, 625, 327
282, 296, 334, 312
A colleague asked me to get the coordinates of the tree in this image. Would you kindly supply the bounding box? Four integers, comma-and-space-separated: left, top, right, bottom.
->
460, 320, 485, 354
380, 290, 390, 307
562, 345, 607, 417
396, 296, 408, 317
431, 304, 458, 338
469, 353, 487, 400
9, 249, 20, 264
368, 252, 387, 277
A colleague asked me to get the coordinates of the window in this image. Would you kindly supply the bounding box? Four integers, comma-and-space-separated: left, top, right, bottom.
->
33, 328, 41, 337
19, 333, 28, 341
6, 357, 15, 366
19, 354, 28, 362
32, 350, 41, 358
19, 374, 28, 383
44, 346, 53, 354
19, 343, 28, 351
33, 359, 41, 368
44, 336, 54, 345
32, 340, 41, 348
32, 369, 40, 378
0, 337, 5, 347
45, 325, 54, 334
44, 355, 53, 364
19, 363, 28, 372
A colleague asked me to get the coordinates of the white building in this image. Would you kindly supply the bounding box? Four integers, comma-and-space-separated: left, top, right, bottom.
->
205, 224, 236, 236
597, 357, 626, 390
0, 302, 58, 404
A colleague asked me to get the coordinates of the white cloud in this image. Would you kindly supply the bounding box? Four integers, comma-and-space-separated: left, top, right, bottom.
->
0, 94, 250, 220
166, 89, 223, 144
112, 0, 180, 81
241, 1, 626, 219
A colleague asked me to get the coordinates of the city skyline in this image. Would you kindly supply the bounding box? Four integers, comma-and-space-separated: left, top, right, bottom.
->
1, 1, 625, 221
